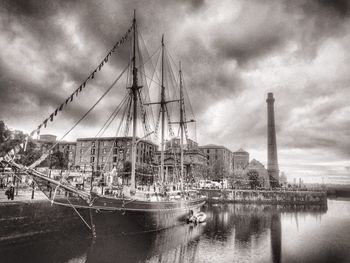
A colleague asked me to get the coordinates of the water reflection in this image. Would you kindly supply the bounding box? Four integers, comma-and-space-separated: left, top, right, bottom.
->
2, 200, 350, 263
86, 224, 204, 263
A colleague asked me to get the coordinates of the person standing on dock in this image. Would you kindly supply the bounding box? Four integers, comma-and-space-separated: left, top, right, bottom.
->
5, 184, 15, 200
9, 184, 14, 200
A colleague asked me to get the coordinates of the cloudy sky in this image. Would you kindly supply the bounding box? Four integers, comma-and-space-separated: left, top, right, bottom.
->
1, 0, 350, 184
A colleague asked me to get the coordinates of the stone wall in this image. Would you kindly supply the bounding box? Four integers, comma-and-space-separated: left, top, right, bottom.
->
0, 200, 88, 243
200, 189, 327, 206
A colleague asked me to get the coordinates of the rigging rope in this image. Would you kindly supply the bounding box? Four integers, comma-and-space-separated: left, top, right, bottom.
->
29, 63, 130, 169
29, 24, 133, 137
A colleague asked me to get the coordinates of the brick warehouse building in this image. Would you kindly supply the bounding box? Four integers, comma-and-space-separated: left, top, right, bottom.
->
199, 144, 233, 179
74, 137, 158, 172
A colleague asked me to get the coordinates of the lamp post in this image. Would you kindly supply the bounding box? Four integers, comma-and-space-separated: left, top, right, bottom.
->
49, 150, 53, 178
90, 163, 94, 194
130, 131, 154, 195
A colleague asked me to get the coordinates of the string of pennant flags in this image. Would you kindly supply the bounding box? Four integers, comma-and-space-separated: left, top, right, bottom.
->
30, 24, 133, 137
0, 24, 133, 165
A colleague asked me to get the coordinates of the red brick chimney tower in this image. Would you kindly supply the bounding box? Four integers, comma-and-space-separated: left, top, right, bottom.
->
266, 92, 279, 186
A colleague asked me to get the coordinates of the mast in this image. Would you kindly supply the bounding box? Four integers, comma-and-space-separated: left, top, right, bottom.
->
130, 10, 139, 194
179, 62, 184, 191
160, 35, 166, 183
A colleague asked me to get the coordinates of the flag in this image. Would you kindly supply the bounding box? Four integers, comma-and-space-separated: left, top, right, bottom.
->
70, 94, 74, 102
37, 129, 40, 135
75, 89, 79, 97
59, 104, 64, 111
105, 56, 109, 63
43, 119, 48, 128
50, 113, 54, 122
30, 130, 35, 137
54, 109, 58, 116
79, 85, 82, 92
38, 124, 42, 130
65, 98, 69, 105
91, 72, 95, 79
82, 82, 86, 88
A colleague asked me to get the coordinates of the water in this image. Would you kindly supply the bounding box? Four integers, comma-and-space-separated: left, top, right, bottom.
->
1, 199, 349, 263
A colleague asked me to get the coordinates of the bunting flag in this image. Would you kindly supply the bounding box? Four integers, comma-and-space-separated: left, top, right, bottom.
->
24, 23, 133, 141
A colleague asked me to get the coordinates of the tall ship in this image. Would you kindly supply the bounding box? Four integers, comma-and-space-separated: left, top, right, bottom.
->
0, 11, 206, 235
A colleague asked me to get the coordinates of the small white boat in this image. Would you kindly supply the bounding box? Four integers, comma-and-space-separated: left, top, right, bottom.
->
188, 212, 207, 224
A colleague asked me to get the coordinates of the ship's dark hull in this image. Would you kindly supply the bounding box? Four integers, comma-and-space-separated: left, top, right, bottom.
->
8, 167, 206, 234
53, 195, 206, 235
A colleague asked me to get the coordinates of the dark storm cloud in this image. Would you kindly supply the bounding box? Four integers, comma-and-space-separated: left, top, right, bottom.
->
1, 0, 350, 181
0, 0, 135, 127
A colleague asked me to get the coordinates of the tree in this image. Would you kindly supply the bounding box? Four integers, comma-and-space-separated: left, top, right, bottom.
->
231, 171, 249, 189
50, 151, 68, 170
0, 121, 26, 156
211, 160, 226, 180
0, 121, 11, 144
17, 141, 41, 166
269, 176, 279, 189
247, 170, 260, 189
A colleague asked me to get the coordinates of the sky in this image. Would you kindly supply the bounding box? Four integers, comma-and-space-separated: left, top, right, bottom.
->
0, 0, 350, 184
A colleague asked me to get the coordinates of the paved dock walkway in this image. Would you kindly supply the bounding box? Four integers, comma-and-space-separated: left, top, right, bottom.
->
0, 189, 47, 204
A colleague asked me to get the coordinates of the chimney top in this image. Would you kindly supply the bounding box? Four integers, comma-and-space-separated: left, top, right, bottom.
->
268, 92, 274, 98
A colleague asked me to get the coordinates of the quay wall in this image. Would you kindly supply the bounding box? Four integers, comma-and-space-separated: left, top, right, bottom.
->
199, 189, 327, 206
0, 200, 87, 243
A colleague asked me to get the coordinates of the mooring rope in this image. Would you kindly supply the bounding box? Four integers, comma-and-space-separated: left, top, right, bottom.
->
66, 197, 92, 230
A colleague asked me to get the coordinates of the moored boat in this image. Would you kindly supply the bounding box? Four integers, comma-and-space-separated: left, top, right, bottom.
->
1, 11, 206, 235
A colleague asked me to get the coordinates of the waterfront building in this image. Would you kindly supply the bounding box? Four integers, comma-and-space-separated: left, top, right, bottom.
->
31, 134, 75, 170
233, 148, 249, 170
74, 137, 158, 174
199, 144, 233, 180
155, 138, 207, 183
55, 141, 76, 168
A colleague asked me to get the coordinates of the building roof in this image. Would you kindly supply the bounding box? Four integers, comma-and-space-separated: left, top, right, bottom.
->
57, 141, 76, 145
199, 144, 224, 149
199, 144, 232, 154
233, 148, 249, 154
248, 159, 265, 167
